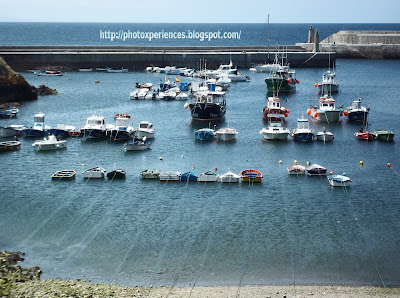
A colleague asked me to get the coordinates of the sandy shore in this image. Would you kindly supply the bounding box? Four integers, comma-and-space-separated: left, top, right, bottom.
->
11, 280, 400, 297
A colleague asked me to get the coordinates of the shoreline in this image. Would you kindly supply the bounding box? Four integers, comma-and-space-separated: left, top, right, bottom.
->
11, 280, 400, 297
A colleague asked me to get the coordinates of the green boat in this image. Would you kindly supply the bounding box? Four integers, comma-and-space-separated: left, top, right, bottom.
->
265, 67, 299, 92
374, 130, 395, 141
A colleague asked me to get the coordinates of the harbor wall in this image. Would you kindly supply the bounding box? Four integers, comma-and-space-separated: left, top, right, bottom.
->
297, 30, 400, 59
0, 46, 334, 71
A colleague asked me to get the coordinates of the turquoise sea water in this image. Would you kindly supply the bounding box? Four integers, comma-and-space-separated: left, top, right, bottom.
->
1, 57, 400, 286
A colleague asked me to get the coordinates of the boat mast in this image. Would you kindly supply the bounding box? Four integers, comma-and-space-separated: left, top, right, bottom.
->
267, 14, 270, 62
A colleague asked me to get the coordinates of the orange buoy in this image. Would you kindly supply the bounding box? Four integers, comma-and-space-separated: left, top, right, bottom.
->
387, 163, 391, 167
284, 113, 289, 117
314, 82, 318, 87
307, 109, 312, 115
314, 112, 319, 118
286, 109, 290, 114
343, 110, 348, 116
296, 80, 300, 84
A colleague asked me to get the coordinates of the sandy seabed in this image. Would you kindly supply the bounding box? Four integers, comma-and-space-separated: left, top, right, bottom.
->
11, 280, 400, 297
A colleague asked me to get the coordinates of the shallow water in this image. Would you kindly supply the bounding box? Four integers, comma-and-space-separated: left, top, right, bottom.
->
1, 58, 400, 287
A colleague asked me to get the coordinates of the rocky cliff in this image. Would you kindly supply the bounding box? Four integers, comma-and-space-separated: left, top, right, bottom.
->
0, 56, 37, 104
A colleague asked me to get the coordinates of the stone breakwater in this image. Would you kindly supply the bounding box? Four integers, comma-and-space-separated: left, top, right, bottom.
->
0, 46, 335, 71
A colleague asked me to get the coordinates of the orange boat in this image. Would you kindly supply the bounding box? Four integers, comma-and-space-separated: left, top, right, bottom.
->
355, 128, 376, 141
240, 169, 263, 183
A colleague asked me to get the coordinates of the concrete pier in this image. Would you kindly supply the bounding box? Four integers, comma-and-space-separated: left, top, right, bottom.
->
0, 46, 334, 71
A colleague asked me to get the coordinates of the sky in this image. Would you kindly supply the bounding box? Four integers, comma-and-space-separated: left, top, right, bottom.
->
0, 0, 399, 23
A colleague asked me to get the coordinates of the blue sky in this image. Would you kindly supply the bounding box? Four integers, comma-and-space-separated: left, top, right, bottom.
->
1, 0, 399, 23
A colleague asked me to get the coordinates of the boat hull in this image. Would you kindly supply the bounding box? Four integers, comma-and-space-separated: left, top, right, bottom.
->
23, 129, 46, 138
83, 129, 107, 139
108, 130, 132, 141
124, 142, 151, 151
48, 128, 70, 138
34, 143, 66, 151
293, 132, 314, 142
0, 141, 21, 151
189, 103, 226, 122
347, 110, 369, 122
265, 78, 296, 92
316, 132, 334, 142
375, 131, 395, 141
318, 83, 339, 93
159, 172, 181, 181
315, 110, 342, 122
328, 175, 351, 187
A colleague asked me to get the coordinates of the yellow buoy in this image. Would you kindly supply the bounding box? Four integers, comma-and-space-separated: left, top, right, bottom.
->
307, 161, 310, 165
279, 160, 283, 164
360, 161, 364, 165
81, 164, 85, 166
329, 171, 333, 175
294, 160, 298, 164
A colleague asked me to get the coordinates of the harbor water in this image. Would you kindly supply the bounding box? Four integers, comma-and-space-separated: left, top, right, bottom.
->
1, 58, 400, 287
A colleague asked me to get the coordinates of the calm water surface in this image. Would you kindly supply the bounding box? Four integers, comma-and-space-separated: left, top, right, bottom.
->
1, 58, 400, 287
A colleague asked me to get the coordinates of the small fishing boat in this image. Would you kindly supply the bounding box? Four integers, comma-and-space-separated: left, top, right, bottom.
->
51, 170, 76, 181
180, 171, 198, 182
79, 68, 93, 72
306, 164, 327, 176
48, 124, 76, 138
185, 90, 226, 122
82, 166, 106, 179
159, 171, 181, 181
315, 70, 339, 93
374, 130, 395, 141
0, 141, 21, 151
316, 127, 334, 142
108, 114, 135, 142
240, 169, 263, 182
219, 170, 240, 183
355, 128, 376, 141
32, 135, 67, 151
198, 171, 218, 182
307, 94, 343, 123
215, 127, 238, 141
123, 137, 152, 151
265, 66, 299, 92
0, 106, 18, 119
260, 122, 290, 140
292, 115, 314, 142
140, 168, 161, 179
287, 164, 306, 175
107, 169, 126, 179
136, 121, 155, 139
0, 125, 26, 137
328, 174, 351, 187
82, 113, 108, 139
194, 128, 215, 141
36, 70, 63, 76
345, 97, 369, 122
262, 95, 289, 121
23, 112, 50, 138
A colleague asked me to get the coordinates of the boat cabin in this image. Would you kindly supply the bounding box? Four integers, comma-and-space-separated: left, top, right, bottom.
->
115, 117, 129, 127
34, 113, 45, 123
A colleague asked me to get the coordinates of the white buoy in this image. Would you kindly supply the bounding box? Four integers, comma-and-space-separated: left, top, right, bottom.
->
159, 157, 163, 160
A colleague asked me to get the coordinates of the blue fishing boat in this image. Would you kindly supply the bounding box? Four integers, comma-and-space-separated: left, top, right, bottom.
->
194, 128, 215, 141
180, 171, 198, 182
292, 115, 314, 142
345, 97, 370, 122
23, 112, 50, 138
82, 114, 107, 139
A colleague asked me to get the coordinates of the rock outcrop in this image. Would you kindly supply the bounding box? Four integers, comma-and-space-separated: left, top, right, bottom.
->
37, 85, 58, 95
0, 56, 38, 104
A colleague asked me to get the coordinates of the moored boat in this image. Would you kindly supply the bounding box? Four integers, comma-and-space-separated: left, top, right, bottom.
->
355, 128, 376, 141
292, 115, 314, 142
23, 112, 50, 138
260, 122, 290, 140
194, 128, 215, 141
108, 114, 135, 142
180, 171, 198, 182
0, 141, 21, 151
159, 171, 181, 181
328, 174, 351, 187
32, 135, 67, 151
308, 94, 343, 123
306, 164, 327, 176
240, 169, 263, 182
219, 170, 240, 183
82, 113, 107, 139
315, 70, 339, 93
51, 170, 76, 181
215, 127, 238, 141
48, 124, 76, 138
0, 125, 26, 137
107, 169, 126, 179
123, 137, 152, 151
140, 168, 160, 179
316, 127, 334, 142
136, 121, 155, 139
184, 90, 226, 122
262, 95, 289, 121
82, 166, 106, 179
287, 164, 306, 175
374, 130, 395, 141
345, 97, 369, 122
265, 66, 299, 92
198, 171, 218, 182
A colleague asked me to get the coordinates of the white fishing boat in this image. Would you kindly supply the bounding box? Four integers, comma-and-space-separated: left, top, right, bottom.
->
219, 170, 240, 183
215, 127, 238, 141
48, 124, 76, 138
159, 171, 181, 181
316, 127, 334, 142
140, 168, 161, 179
292, 115, 314, 142
136, 121, 155, 139
79, 68, 93, 72
198, 170, 218, 182
345, 97, 370, 122
22, 112, 51, 138
308, 94, 343, 123
82, 166, 106, 179
328, 174, 351, 187
108, 114, 135, 142
32, 135, 67, 151
260, 122, 290, 140
315, 70, 339, 93
82, 114, 108, 139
